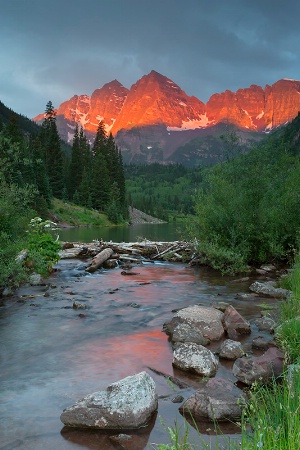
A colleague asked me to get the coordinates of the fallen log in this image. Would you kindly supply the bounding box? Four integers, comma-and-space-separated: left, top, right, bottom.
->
152, 243, 179, 260
85, 248, 114, 273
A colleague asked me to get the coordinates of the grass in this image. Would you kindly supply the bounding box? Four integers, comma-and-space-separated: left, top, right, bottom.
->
240, 370, 300, 449
50, 198, 112, 227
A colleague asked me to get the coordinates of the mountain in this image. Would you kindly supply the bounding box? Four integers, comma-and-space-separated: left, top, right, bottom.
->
33, 72, 300, 165
0, 100, 40, 136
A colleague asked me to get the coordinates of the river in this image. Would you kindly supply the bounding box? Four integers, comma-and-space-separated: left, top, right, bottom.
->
58, 222, 186, 243
0, 231, 278, 449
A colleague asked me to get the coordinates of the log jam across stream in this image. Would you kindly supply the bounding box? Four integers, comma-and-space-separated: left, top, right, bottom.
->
0, 242, 281, 449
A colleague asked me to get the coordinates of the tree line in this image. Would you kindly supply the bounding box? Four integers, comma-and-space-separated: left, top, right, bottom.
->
0, 100, 127, 288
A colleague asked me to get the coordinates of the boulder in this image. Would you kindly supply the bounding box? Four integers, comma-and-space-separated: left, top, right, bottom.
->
163, 305, 224, 343
232, 347, 284, 385
60, 371, 157, 429
219, 339, 245, 360
223, 305, 251, 337
172, 343, 218, 377
249, 281, 291, 298
172, 323, 209, 346
179, 378, 246, 421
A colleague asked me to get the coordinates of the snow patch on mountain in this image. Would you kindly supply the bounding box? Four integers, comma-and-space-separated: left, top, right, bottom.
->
167, 114, 212, 131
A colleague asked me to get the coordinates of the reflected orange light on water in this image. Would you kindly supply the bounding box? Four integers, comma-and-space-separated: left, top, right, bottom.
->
74, 328, 173, 384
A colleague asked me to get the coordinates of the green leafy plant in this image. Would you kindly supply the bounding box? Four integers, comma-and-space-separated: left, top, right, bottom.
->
26, 217, 61, 276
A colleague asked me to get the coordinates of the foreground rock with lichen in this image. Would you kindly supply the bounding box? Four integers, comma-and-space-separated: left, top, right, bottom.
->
60, 371, 157, 429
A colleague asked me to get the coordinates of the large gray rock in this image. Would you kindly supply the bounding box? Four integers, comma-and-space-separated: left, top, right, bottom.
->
249, 281, 291, 298
172, 343, 218, 377
179, 378, 246, 421
232, 347, 284, 385
172, 323, 210, 346
219, 339, 245, 360
223, 305, 251, 338
163, 305, 224, 343
60, 371, 157, 429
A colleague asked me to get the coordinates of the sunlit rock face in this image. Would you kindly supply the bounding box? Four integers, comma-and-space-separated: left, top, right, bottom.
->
206, 85, 265, 130
264, 79, 300, 129
111, 70, 207, 133
32, 73, 300, 165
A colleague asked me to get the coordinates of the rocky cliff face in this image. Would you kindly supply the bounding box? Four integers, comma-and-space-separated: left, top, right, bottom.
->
111, 70, 207, 133
33, 72, 300, 165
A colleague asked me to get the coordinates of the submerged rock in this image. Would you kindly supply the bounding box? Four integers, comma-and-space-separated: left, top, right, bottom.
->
254, 316, 276, 333
172, 343, 218, 377
252, 336, 275, 350
163, 305, 224, 343
60, 371, 158, 429
180, 378, 246, 421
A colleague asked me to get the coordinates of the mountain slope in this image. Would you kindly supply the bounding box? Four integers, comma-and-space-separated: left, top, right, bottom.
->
33, 72, 300, 166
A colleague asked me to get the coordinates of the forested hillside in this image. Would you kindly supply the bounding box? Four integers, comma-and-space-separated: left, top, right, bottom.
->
0, 100, 127, 289
125, 163, 202, 221
188, 112, 300, 273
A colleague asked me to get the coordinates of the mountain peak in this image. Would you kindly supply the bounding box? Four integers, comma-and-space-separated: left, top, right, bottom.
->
32, 72, 300, 164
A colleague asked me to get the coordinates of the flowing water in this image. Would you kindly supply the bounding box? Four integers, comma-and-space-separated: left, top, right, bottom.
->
0, 245, 279, 449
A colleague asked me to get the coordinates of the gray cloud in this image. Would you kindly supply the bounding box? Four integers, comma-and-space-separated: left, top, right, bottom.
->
1, 0, 300, 117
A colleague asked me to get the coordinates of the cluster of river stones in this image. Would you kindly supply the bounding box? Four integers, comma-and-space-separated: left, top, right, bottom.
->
59, 242, 291, 433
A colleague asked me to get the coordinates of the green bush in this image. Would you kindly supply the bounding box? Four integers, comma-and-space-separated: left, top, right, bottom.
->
26, 217, 61, 276
188, 128, 300, 273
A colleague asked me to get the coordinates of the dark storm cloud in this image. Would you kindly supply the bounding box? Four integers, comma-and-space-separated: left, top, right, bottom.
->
1, 0, 300, 117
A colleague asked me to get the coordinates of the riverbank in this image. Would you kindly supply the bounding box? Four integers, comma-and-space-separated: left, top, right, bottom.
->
49, 199, 165, 228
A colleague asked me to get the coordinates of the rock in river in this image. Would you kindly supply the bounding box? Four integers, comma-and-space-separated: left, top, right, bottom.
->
172, 343, 218, 377
60, 371, 158, 429
163, 305, 225, 343
219, 339, 245, 360
232, 347, 284, 385
180, 378, 246, 421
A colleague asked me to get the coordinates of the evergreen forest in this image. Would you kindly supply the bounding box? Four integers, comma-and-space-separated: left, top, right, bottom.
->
0, 101, 127, 288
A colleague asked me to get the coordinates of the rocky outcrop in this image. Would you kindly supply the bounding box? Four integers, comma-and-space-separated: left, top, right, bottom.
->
179, 378, 246, 421
60, 371, 157, 429
111, 70, 206, 134
172, 343, 218, 377
163, 305, 225, 343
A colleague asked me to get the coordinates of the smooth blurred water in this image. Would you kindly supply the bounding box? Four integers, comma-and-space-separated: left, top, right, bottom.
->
0, 257, 278, 449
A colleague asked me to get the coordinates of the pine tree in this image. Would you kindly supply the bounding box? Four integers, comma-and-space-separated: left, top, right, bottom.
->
39, 101, 64, 198
68, 124, 83, 200
90, 121, 110, 210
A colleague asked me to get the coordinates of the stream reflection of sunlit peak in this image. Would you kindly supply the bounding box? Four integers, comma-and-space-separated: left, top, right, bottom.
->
74, 329, 172, 383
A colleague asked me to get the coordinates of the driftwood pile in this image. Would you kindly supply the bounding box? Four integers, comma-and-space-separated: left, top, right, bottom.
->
59, 240, 194, 271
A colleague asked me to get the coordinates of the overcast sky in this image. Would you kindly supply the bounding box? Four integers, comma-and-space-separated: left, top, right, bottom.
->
1, 0, 300, 118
